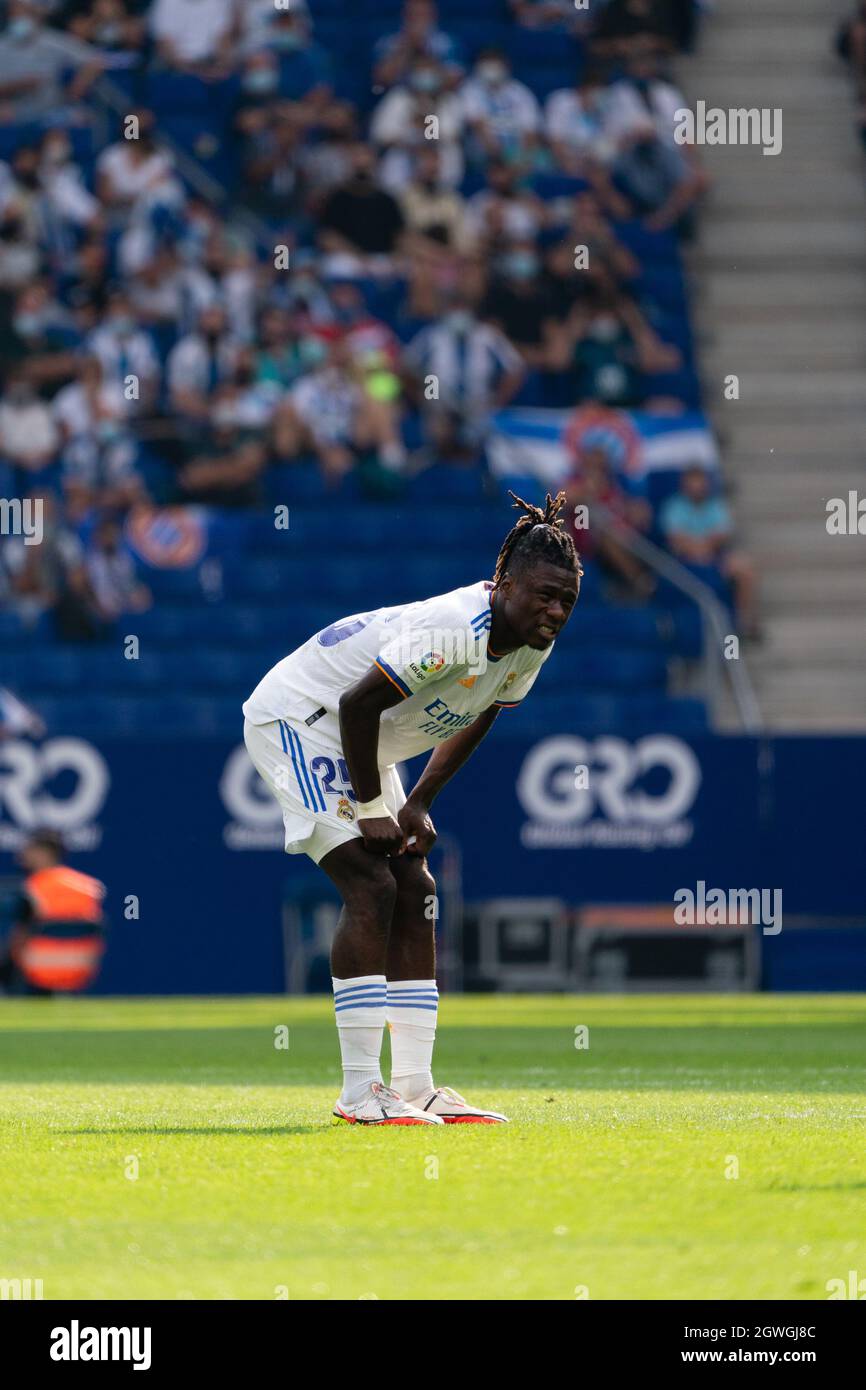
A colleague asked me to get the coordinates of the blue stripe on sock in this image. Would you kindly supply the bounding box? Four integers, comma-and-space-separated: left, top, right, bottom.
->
334, 983, 387, 999
335, 999, 387, 1013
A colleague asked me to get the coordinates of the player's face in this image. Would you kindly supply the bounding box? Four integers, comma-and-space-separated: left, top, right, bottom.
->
502, 561, 579, 650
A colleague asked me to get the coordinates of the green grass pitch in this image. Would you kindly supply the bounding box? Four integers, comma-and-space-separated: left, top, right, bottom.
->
1, 994, 865, 1301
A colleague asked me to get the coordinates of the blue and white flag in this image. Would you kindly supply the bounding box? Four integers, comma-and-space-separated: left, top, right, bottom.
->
487, 406, 719, 485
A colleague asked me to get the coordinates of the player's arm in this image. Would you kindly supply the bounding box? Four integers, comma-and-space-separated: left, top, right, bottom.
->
399, 706, 501, 855
339, 666, 408, 856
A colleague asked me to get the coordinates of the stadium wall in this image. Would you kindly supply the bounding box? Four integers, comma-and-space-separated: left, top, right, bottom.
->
0, 731, 862, 994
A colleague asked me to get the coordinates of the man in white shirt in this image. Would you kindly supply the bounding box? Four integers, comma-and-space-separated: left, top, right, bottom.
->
243, 493, 581, 1126
0, 2, 103, 123
461, 48, 541, 163
0, 372, 59, 475
167, 303, 239, 421
85, 290, 160, 412
149, 0, 237, 72
405, 301, 525, 453
371, 56, 465, 191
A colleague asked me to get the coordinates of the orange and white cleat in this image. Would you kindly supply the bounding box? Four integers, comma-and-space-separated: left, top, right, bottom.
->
332, 1081, 444, 1126
407, 1085, 509, 1124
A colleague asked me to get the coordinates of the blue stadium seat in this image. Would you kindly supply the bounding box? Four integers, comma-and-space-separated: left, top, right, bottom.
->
613, 222, 679, 263
538, 647, 668, 693
0, 610, 50, 649
144, 568, 210, 603
641, 368, 702, 410
405, 465, 491, 504
445, 20, 510, 58
495, 691, 708, 738
566, 606, 666, 649
531, 173, 591, 201
505, 29, 582, 66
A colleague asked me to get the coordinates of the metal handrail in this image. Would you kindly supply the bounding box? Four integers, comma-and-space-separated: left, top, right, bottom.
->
92, 73, 274, 249
590, 502, 762, 732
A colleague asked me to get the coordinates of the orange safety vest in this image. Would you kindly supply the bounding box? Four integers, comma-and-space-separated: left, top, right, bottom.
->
16, 866, 106, 991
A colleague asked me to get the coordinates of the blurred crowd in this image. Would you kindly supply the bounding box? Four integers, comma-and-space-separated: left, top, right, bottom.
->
0, 0, 758, 637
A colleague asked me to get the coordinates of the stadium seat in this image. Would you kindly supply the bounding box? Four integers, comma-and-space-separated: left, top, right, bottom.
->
406, 465, 492, 504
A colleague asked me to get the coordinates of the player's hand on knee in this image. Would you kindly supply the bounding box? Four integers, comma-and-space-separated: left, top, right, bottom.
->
358, 814, 406, 856
398, 800, 437, 855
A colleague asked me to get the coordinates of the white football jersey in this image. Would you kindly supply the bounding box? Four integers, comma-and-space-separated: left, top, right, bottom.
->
242, 580, 553, 765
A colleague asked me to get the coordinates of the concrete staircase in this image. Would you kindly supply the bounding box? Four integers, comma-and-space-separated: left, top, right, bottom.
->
681, 0, 866, 729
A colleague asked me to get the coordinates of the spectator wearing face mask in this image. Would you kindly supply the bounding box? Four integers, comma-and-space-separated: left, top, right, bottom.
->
399, 146, 472, 253
325, 275, 402, 369
236, 99, 307, 225
371, 57, 466, 192
57, 233, 112, 328
207, 348, 275, 433
149, 0, 238, 79
373, 0, 465, 93
464, 159, 547, 253
167, 303, 240, 423
6, 281, 79, 392
68, 0, 145, 54
236, 48, 282, 109
275, 335, 405, 485
545, 68, 632, 217
3, 490, 91, 634
85, 289, 159, 412
0, 1, 104, 125
0, 370, 59, 492
553, 282, 681, 407
461, 49, 542, 167
177, 418, 267, 509
5, 143, 48, 243
480, 241, 561, 370
604, 48, 708, 230
53, 354, 145, 522
318, 145, 407, 269
96, 111, 175, 216
242, 8, 332, 110
128, 244, 200, 340
83, 514, 151, 625
404, 292, 526, 459
0, 195, 39, 289
253, 307, 317, 396
37, 128, 102, 241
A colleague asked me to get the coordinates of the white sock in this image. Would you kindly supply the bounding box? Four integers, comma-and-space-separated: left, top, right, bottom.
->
332, 975, 386, 1105
386, 979, 438, 1100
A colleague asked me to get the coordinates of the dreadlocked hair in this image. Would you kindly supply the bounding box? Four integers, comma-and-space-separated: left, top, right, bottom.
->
492, 490, 583, 590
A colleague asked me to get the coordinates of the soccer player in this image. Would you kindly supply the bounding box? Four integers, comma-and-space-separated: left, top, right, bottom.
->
243, 492, 581, 1124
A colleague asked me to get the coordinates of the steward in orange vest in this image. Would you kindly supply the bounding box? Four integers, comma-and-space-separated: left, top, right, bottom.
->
5, 831, 106, 995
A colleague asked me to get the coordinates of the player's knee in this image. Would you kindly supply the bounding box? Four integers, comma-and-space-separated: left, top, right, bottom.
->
395, 861, 437, 922
342, 855, 397, 927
